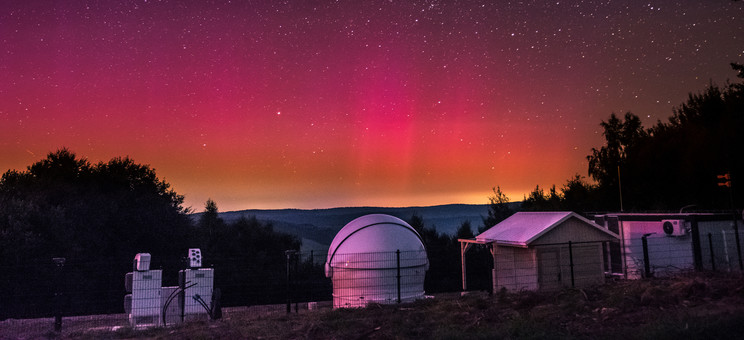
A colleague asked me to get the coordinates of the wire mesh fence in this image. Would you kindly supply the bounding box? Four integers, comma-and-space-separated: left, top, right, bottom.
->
622, 228, 744, 279
0, 252, 332, 333
3, 232, 744, 336
326, 250, 428, 308
701, 229, 744, 272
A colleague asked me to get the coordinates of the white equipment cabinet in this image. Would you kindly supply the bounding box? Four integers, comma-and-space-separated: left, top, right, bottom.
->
126, 269, 162, 327
179, 268, 214, 320
124, 250, 215, 328
125, 253, 162, 328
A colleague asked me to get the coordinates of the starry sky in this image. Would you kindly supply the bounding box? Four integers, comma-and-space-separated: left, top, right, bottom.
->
1, 1, 742, 212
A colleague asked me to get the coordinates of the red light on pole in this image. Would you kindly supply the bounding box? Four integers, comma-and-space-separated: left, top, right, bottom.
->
718, 173, 731, 187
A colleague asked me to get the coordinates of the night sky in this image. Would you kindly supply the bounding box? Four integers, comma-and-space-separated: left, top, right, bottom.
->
2, 1, 742, 211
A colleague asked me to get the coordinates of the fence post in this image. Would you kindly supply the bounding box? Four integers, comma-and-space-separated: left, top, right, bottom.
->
285, 250, 296, 314
568, 241, 575, 288
52, 257, 65, 332
641, 234, 652, 278
294, 253, 299, 313
690, 217, 703, 271
396, 249, 401, 303
708, 233, 716, 271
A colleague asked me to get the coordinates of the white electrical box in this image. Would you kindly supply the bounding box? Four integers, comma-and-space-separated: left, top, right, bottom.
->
188, 248, 202, 268
160, 286, 182, 326
124, 251, 216, 328
133, 253, 151, 271
179, 268, 214, 320
129, 270, 162, 327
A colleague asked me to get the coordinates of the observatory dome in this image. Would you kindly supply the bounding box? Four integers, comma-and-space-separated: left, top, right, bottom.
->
325, 214, 429, 308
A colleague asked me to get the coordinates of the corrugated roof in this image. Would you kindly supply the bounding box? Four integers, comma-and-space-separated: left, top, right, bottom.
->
475, 211, 611, 246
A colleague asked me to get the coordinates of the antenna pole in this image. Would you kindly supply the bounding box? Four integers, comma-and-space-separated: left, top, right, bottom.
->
618, 165, 624, 212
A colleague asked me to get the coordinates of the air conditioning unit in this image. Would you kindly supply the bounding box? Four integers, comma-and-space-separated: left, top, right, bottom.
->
662, 219, 687, 236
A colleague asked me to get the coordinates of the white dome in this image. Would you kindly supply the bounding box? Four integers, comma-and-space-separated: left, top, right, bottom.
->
326, 214, 427, 272
324, 214, 429, 308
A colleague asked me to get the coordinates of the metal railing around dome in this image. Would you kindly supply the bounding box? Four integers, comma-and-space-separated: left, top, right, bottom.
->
325, 249, 429, 308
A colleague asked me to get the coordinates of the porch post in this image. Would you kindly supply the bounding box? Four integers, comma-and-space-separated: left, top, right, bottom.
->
489, 243, 497, 293
460, 241, 473, 292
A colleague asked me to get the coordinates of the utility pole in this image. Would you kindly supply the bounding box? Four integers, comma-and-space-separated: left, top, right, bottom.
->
618, 165, 624, 212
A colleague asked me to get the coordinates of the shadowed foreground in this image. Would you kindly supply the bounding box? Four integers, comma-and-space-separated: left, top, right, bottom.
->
4, 272, 744, 339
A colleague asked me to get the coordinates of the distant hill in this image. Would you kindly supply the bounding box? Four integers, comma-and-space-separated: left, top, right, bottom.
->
191, 203, 513, 252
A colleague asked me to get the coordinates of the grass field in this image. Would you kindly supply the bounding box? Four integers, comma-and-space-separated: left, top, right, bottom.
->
5, 272, 744, 339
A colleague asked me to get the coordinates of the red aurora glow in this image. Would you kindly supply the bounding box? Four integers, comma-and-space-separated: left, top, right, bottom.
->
1, 1, 742, 211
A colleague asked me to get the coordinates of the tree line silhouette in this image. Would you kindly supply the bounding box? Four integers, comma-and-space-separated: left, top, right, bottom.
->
507, 63, 744, 213
0, 63, 741, 318
0, 151, 300, 318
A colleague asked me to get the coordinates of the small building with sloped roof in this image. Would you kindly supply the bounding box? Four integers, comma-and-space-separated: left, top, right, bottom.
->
459, 211, 618, 292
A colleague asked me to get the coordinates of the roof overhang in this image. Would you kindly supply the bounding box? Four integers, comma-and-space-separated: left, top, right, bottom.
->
458, 238, 529, 248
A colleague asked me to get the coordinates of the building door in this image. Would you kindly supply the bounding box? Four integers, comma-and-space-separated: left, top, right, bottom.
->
567, 244, 604, 287
537, 248, 562, 291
